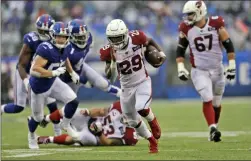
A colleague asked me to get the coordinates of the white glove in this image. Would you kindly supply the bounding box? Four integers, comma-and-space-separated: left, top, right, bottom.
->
225, 59, 236, 80
70, 71, 80, 84
23, 78, 29, 92
52, 67, 66, 77
177, 62, 190, 81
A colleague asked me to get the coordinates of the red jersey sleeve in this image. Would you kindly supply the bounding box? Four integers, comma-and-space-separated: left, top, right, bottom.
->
108, 101, 122, 114
122, 127, 138, 146
209, 16, 225, 30
129, 30, 147, 45
99, 44, 113, 61
178, 22, 192, 37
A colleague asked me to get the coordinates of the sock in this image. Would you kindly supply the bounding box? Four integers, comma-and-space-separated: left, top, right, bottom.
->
107, 85, 121, 97
138, 108, 155, 122
213, 105, 222, 124
53, 134, 69, 144
203, 101, 216, 127
135, 121, 152, 139
48, 110, 62, 122
47, 102, 58, 114
28, 117, 39, 133
2, 103, 24, 113
64, 99, 79, 119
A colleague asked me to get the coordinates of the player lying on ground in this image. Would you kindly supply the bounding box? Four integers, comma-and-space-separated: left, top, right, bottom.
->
1, 14, 61, 136
38, 101, 138, 146
59, 19, 121, 97
176, 0, 236, 142
28, 21, 81, 149
100, 19, 166, 153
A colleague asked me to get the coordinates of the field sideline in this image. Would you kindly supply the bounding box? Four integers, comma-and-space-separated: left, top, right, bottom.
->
1, 98, 251, 160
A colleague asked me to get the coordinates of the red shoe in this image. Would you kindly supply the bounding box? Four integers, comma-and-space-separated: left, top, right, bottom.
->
148, 136, 158, 153
37, 136, 50, 144
149, 117, 161, 139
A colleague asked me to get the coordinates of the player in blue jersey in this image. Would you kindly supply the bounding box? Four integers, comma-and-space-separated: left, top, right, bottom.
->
59, 19, 121, 96
1, 14, 61, 136
27, 22, 80, 149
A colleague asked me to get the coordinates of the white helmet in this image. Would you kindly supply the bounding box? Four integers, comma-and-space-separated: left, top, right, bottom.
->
182, 1, 207, 25
106, 19, 129, 50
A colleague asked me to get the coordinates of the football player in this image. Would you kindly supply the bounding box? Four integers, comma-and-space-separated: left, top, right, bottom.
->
1, 14, 61, 136
99, 19, 166, 153
27, 22, 80, 149
176, 1, 236, 142
37, 101, 138, 146
59, 19, 121, 97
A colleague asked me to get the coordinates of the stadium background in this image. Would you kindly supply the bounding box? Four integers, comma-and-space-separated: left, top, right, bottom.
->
1, 0, 251, 103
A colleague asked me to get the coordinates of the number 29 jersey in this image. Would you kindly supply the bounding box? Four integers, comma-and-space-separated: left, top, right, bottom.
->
179, 16, 225, 70
100, 30, 149, 88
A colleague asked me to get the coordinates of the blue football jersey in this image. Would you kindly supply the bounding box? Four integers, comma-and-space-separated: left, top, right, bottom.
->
60, 33, 93, 83
19, 32, 43, 73
29, 41, 71, 94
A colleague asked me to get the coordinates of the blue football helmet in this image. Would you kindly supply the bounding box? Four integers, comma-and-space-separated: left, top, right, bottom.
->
67, 19, 89, 49
35, 14, 55, 41
49, 22, 70, 49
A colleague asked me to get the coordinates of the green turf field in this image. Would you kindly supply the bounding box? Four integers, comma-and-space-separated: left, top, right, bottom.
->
1, 98, 251, 160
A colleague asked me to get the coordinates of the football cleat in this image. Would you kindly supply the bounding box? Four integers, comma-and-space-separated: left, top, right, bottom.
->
37, 136, 50, 144
149, 117, 161, 140
209, 127, 221, 142
148, 136, 158, 153
28, 132, 39, 149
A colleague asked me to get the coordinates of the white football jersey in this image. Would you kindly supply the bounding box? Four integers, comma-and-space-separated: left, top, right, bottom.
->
179, 16, 225, 70
100, 30, 149, 88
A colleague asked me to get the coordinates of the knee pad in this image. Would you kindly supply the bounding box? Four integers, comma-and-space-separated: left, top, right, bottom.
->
214, 82, 225, 96
198, 87, 213, 102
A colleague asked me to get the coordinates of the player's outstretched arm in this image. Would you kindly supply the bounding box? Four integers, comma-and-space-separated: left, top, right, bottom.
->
80, 107, 109, 117
17, 44, 33, 91
176, 32, 190, 81
30, 55, 61, 78
219, 27, 236, 80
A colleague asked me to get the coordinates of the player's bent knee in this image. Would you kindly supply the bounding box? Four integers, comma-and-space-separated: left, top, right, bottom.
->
95, 78, 109, 91
198, 88, 213, 102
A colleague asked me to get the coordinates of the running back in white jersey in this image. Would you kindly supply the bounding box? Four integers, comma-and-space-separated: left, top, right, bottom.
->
100, 30, 149, 88
97, 101, 138, 145
179, 16, 225, 70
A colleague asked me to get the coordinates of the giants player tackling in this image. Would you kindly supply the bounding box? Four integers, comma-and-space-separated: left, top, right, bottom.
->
37, 101, 138, 146
100, 19, 166, 153
176, 1, 236, 142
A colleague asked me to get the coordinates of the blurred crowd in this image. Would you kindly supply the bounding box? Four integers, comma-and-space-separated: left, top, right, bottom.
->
1, 0, 251, 58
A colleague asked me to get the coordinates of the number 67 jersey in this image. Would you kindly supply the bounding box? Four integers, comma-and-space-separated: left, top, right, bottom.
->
100, 30, 148, 88
179, 16, 225, 70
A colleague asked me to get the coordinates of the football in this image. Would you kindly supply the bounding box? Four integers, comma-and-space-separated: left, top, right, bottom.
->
144, 45, 165, 68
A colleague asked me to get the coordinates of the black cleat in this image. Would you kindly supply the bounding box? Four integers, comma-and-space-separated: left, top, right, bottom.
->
209, 127, 221, 142
39, 115, 49, 128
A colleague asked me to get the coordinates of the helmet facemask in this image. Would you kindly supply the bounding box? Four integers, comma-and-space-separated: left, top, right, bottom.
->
50, 32, 69, 49
183, 12, 197, 25
107, 32, 129, 50
37, 28, 50, 41
71, 32, 89, 49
